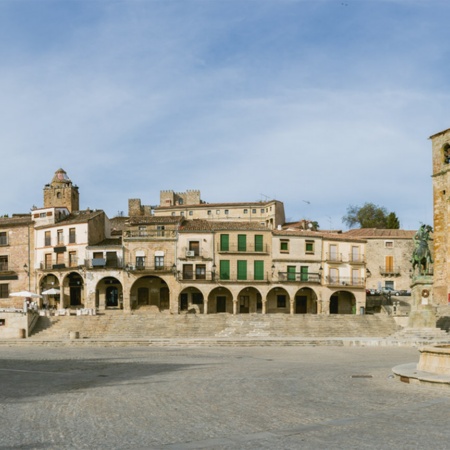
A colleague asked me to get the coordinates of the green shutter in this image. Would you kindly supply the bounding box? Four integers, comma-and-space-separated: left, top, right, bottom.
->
238, 234, 247, 251
254, 235, 263, 252
220, 260, 230, 280
237, 260, 247, 280
300, 266, 308, 282
254, 260, 264, 280
287, 266, 296, 281
220, 234, 229, 251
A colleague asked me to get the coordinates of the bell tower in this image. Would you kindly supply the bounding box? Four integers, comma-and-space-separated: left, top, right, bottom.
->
43, 168, 80, 212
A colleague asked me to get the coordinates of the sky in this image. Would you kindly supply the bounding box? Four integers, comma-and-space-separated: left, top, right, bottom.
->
1, 0, 449, 231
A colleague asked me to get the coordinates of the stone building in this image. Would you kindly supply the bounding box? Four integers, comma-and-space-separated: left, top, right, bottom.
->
430, 126, 450, 305
344, 228, 415, 294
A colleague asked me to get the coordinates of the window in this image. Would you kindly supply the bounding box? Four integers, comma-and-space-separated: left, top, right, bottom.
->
40, 212, 46, 218
69, 228, 76, 244
189, 211, 193, 216
385, 256, 394, 272
56, 252, 64, 266
277, 295, 286, 308
224, 210, 229, 215
155, 255, 164, 270
287, 265, 296, 281
69, 251, 77, 267
196, 264, 206, 280
0, 232, 7, 246
219, 260, 230, 280
157, 225, 165, 237
57, 229, 64, 245
238, 234, 247, 252
254, 235, 263, 252
237, 260, 247, 280
207, 210, 211, 215
183, 264, 193, 280
136, 256, 145, 269
220, 234, 229, 251
385, 241, 394, 248
254, 261, 264, 280
178, 199, 183, 205
305, 240, 314, 254
261, 208, 265, 213
45, 231, 51, 246
329, 268, 339, 284
280, 239, 289, 252
329, 244, 338, 261
0, 256, 7, 271
300, 266, 308, 282
0, 283, 8, 298
216, 210, 220, 214
385, 280, 394, 289
93, 252, 103, 259
45, 253, 52, 269
189, 241, 200, 256
243, 209, 248, 214
252, 209, 256, 214
192, 292, 203, 304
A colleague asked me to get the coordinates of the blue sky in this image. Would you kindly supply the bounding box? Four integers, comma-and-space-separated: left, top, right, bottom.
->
1, 0, 449, 230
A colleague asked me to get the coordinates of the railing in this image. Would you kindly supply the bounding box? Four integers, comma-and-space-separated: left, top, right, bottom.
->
379, 266, 401, 276
0, 262, 8, 271
178, 271, 215, 281
85, 259, 124, 269
277, 272, 321, 283
216, 273, 269, 282
325, 276, 365, 287
40, 261, 79, 270
217, 243, 269, 253
325, 253, 343, 262
124, 230, 177, 238
125, 263, 174, 273
348, 254, 365, 263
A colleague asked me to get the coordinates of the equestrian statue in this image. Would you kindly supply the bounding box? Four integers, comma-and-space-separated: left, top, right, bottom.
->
411, 224, 433, 276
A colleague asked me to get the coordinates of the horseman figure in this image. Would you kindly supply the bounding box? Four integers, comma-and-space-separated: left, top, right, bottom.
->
411, 224, 433, 276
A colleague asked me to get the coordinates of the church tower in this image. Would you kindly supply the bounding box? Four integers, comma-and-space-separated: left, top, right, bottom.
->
43, 168, 80, 213
430, 127, 450, 304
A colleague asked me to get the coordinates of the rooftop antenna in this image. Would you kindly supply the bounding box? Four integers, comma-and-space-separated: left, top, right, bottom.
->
260, 193, 270, 201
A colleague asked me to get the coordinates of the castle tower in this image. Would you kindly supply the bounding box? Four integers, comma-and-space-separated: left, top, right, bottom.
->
43, 168, 80, 212
430, 127, 450, 304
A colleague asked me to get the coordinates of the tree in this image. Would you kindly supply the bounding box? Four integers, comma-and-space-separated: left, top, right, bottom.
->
342, 203, 400, 229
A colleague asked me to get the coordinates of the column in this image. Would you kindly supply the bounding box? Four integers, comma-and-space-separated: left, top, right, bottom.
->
232, 298, 238, 315
290, 299, 295, 315
203, 298, 208, 314
262, 299, 267, 314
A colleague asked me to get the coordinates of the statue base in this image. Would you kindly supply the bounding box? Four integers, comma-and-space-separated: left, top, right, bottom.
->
408, 275, 436, 328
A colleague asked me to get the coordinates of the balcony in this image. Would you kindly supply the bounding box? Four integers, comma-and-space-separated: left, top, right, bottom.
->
277, 272, 321, 283
325, 276, 365, 288
85, 258, 124, 270
125, 263, 174, 274
178, 271, 215, 281
217, 243, 269, 254
348, 254, 365, 264
379, 266, 401, 277
325, 253, 343, 262
216, 273, 269, 282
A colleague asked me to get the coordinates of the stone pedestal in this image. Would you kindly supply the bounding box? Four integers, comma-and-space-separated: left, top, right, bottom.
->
408, 275, 436, 328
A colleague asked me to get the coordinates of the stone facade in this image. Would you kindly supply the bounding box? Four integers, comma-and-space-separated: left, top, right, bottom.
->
430, 127, 450, 305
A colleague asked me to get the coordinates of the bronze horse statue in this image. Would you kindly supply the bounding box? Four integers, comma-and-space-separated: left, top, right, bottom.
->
411, 224, 433, 276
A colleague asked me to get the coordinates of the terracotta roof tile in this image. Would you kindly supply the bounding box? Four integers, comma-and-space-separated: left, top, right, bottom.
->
343, 228, 416, 239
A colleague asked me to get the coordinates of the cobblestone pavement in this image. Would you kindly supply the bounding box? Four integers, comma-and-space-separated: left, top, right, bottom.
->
0, 346, 449, 449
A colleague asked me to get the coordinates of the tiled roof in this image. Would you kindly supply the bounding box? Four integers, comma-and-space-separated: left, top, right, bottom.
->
343, 228, 416, 239
127, 216, 183, 226
87, 238, 122, 248
0, 215, 32, 227
273, 229, 366, 242
34, 210, 105, 230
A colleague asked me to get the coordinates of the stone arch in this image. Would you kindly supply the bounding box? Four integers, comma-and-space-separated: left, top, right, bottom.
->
179, 286, 205, 314
237, 287, 263, 314
61, 271, 85, 308
38, 273, 61, 309
293, 287, 318, 314
208, 286, 233, 314
95, 276, 123, 310
129, 275, 170, 312
329, 290, 356, 314
266, 286, 290, 314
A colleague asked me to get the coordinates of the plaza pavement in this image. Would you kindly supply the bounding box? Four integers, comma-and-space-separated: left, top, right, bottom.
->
0, 345, 449, 449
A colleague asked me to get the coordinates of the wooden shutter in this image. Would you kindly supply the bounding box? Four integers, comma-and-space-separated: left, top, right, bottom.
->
254, 235, 263, 252
254, 261, 264, 280
220, 260, 230, 280
237, 260, 247, 280
238, 234, 247, 252
220, 234, 229, 251
287, 265, 296, 281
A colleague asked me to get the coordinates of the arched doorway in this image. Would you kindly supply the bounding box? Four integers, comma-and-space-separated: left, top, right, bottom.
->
131, 276, 170, 311
39, 274, 60, 309
294, 287, 318, 314
208, 287, 233, 314
237, 287, 262, 313
329, 291, 356, 314
63, 272, 84, 307
179, 287, 204, 313
96, 277, 123, 309
266, 287, 290, 314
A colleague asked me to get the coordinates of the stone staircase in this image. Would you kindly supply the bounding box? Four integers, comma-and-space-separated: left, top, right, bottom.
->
25, 312, 404, 346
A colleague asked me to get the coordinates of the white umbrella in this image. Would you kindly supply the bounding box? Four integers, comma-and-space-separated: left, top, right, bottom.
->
10, 291, 42, 298
41, 288, 60, 295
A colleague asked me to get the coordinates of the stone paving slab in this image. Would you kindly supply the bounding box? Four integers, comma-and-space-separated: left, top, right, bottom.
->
1, 346, 450, 449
